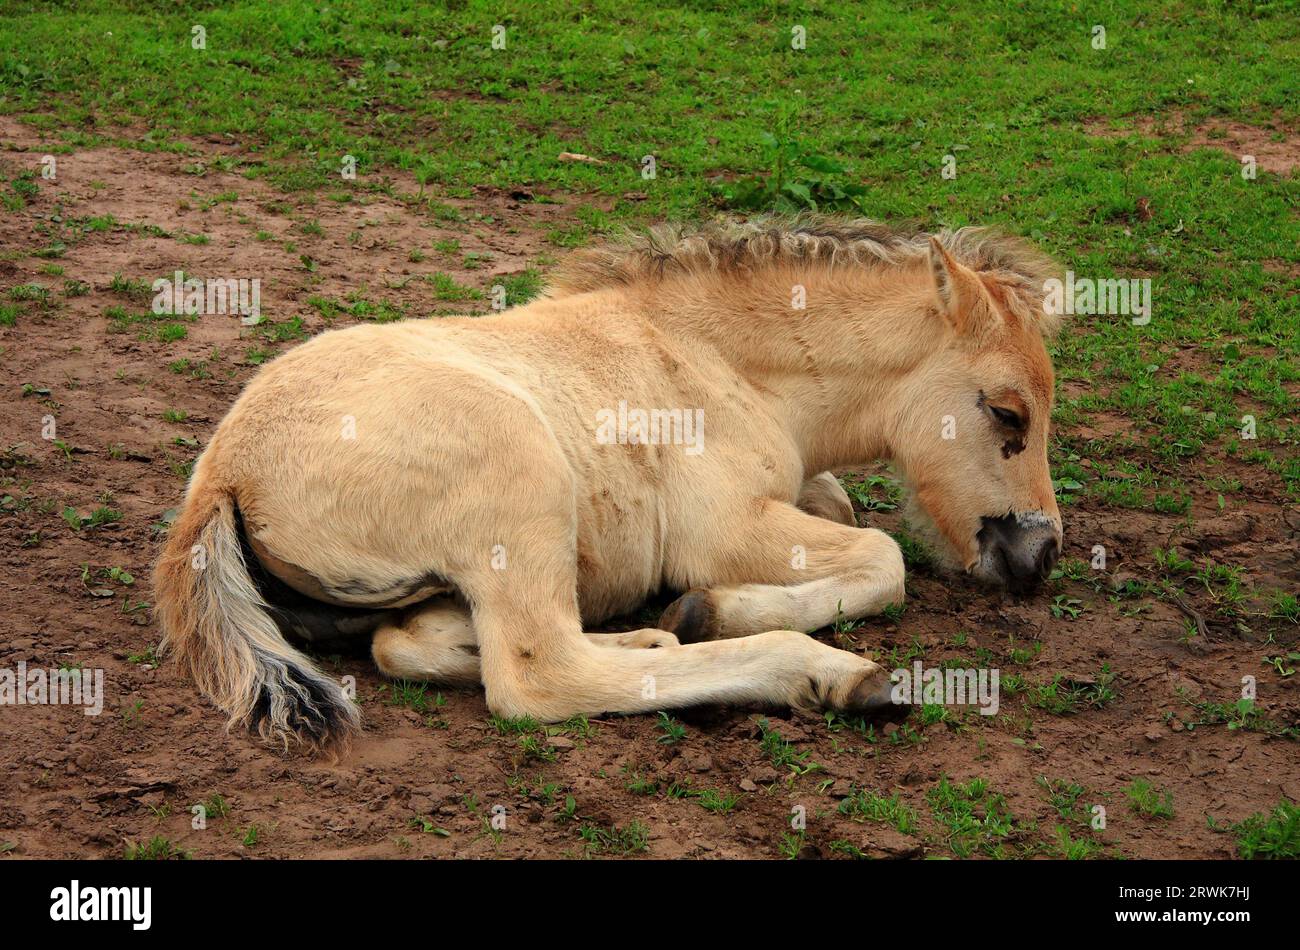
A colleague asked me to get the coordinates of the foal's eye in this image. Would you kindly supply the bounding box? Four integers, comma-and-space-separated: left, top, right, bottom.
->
989, 406, 1025, 430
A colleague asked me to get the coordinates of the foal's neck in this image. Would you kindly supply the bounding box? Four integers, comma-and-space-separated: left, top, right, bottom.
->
647, 262, 938, 472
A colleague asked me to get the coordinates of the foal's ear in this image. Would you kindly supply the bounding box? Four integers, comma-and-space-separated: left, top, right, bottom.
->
928, 237, 992, 336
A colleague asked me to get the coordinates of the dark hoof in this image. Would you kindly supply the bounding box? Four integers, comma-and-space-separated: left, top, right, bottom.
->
658, 589, 717, 644
845, 665, 901, 716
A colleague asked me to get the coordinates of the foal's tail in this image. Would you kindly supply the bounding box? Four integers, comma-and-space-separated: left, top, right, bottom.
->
153, 475, 360, 750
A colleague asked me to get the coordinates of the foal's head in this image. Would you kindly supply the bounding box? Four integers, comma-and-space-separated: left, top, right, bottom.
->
892, 237, 1062, 593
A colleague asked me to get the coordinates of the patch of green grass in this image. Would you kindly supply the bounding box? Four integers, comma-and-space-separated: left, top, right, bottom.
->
756, 716, 821, 777
155, 322, 187, 342
409, 815, 451, 836
655, 711, 686, 745
577, 820, 649, 856
8, 283, 50, 304
5, 170, 38, 210
381, 680, 444, 714
689, 788, 740, 814
554, 794, 578, 824
777, 831, 805, 859
126, 643, 158, 665
496, 268, 544, 307
107, 273, 151, 300
1126, 778, 1175, 820
712, 118, 869, 213
927, 776, 1029, 859
1006, 638, 1043, 666
254, 316, 308, 342
827, 839, 867, 859
124, 836, 189, 860
1267, 591, 1299, 624
546, 223, 592, 248
1210, 801, 1300, 859
426, 272, 483, 302
105, 300, 196, 339
1053, 824, 1104, 860
883, 634, 926, 669
823, 711, 878, 741
489, 714, 542, 736
892, 526, 936, 571
337, 295, 407, 323
551, 715, 596, 739
197, 793, 230, 820
838, 787, 920, 835
1261, 652, 1300, 678
61, 505, 122, 531
518, 733, 556, 763
427, 202, 461, 223
1049, 595, 1084, 619
1182, 696, 1298, 740
622, 766, 658, 796
1036, 776, 1089, 825
305, 295, 340, 320
168, 357, 213, 379
1028, 665, 1116, 715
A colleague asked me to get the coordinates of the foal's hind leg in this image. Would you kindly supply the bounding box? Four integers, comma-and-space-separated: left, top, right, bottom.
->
372, 599, 678, 685
659, 502, 905, 642
797, 472, 856, 526
372, 599, 481, 685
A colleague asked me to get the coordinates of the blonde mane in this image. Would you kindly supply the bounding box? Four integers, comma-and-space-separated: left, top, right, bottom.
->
547, 213, 1064, 336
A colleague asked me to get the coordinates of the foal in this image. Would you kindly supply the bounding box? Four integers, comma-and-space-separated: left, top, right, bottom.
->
154, 215, 1064, 748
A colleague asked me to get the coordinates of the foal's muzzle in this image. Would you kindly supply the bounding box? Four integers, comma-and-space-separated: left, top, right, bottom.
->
976, 513, 1060, 593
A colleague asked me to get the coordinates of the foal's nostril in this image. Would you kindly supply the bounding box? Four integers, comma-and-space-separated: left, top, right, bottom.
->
1036, 538, 1060, 579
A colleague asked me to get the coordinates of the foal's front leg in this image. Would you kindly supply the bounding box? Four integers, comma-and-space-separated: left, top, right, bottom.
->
660, 501, 905, 642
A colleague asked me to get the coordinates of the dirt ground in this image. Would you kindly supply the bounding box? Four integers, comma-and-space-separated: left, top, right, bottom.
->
1085, 109, 1300, 175
1, 117, 1297, 860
